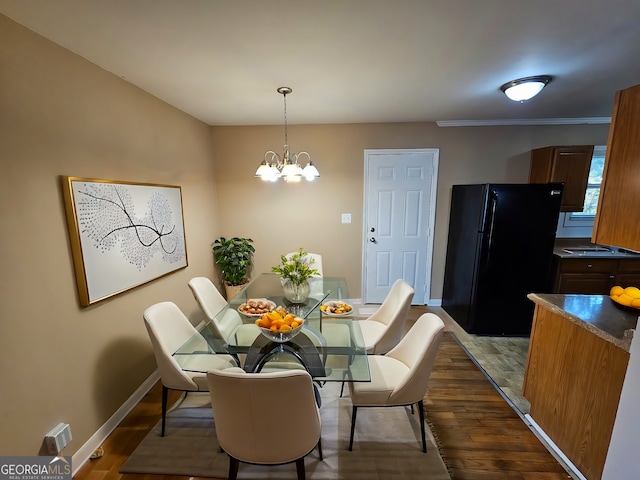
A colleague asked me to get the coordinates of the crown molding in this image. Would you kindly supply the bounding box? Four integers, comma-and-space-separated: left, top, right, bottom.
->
436, 117, 611, 127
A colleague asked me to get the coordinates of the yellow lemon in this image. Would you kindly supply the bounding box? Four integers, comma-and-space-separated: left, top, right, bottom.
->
610, 285, 625, 297
624, 286, 640, 299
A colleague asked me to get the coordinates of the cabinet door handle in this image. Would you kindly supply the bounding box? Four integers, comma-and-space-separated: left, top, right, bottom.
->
587, 264, 593, 268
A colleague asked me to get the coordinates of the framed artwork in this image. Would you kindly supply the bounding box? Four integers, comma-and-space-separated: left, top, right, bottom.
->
61, 176, 188, 306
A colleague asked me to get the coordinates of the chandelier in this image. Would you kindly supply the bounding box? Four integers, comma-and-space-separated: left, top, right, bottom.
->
255, 87, 320, 183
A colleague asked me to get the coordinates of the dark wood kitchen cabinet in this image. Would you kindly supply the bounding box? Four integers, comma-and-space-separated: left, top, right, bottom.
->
529, 145, 594, 212
553, 257, 640, 293
593, 83, 640, 251
554, 257, 617, 294
615, 259, 640, 288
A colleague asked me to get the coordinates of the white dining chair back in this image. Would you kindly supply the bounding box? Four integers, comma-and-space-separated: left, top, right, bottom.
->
357, 279, 415, 354
188, 276, 242, 341
207, 368, 322, 480
143, 301, 236, 436
348, 312, 445, 452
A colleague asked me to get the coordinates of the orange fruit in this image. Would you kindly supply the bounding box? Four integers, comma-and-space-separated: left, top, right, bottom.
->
632, 298, 640, 309
624, 286, 640, 299
255, 318, 268, 328
279, 324, 292, 333
617, 293, 634, 307
610, 285, 625, 297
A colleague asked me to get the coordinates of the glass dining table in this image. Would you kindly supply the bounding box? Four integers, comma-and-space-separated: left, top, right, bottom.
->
173, 273, 371, 383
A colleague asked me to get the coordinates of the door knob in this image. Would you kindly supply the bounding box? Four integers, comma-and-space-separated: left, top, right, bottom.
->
370, 227, 375, 232
370, 237, 376, 243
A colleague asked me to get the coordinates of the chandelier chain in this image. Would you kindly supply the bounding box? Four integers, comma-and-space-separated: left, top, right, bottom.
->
283, 91, 288, 146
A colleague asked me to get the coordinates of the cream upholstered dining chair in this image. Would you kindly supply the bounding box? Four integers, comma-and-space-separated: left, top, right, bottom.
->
207, 368, 322, 480
188, 276, 243, 342
285, 251, 323, 277
143, 301, 237, 437
348, 312, 445, 452
357, 279, 415, 354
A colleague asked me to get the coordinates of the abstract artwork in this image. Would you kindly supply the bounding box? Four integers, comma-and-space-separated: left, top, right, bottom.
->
62, 176, 188, 306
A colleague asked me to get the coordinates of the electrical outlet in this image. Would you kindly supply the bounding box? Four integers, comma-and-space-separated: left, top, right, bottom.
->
341, 213, 352, 224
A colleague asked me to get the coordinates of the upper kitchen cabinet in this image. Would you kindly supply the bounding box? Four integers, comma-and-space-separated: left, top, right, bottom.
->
593, 83, 640, 251
529, 145, 594, 211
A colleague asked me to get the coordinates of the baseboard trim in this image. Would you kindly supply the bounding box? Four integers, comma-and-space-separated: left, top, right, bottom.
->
524, 414, 586, 480
71, 371, 160, 476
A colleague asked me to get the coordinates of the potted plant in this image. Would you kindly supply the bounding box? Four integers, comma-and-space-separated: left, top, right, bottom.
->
212, 237, 255, 299
272, 248, 319, 303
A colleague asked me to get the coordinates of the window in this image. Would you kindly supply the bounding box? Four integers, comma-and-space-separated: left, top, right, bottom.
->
571, 145, 606, 217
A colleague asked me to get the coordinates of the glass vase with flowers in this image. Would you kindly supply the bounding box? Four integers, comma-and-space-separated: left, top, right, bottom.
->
272, 248, 319, 303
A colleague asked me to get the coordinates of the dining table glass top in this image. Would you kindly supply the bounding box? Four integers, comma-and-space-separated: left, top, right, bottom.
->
173, 273, 370, 382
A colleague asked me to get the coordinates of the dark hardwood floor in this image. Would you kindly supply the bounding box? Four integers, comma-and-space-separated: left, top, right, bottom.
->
73, 307, 572, 480
426, 334, 571, 479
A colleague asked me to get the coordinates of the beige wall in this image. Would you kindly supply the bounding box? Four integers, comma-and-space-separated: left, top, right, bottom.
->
0, 11, 613, 461
0, 16, 222, 455
212, 122, 610, 300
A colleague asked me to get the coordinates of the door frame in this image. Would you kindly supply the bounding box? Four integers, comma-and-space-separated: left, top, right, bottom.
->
362, 148, 439, 304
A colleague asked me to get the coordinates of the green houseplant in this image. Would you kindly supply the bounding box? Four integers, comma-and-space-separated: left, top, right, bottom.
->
272, 248, 319, 303
212, 237, 255, 299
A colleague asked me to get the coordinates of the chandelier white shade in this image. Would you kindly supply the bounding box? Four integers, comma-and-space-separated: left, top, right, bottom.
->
500, 75, 552, 102
255, 87, 320, 183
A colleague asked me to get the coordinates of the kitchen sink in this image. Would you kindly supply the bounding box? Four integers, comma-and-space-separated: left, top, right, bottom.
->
562, 246, 613, 254
618, 248, 640, 255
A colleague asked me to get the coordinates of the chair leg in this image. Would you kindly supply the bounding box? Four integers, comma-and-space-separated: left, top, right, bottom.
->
340, 381, 345, 397
418, 401, 427, 453
313, 383, 322, 408
161, 385, 168, 437
348, 406, 358, 451
317, 438, 323, 460
295, 457, 306, 480
228, 456, 239, 480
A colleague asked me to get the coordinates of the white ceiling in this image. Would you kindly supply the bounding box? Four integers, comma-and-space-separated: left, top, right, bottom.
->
2, 0, 640, 126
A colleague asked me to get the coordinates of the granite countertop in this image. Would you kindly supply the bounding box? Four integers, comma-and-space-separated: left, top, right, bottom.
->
528, 293, 638, 352
553, 238, 640, 259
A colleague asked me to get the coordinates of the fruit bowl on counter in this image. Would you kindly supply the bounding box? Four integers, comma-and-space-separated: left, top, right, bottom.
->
255, 306, 305, 343
609, 285, 640, 309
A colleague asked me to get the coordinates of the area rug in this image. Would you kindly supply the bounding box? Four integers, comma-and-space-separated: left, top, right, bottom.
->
120, 382, 450, 479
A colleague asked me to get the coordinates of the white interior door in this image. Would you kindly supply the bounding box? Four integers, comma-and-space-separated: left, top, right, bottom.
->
363, 149, 439, 304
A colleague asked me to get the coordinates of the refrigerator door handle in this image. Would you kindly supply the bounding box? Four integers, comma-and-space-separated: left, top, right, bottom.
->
486, 191, 498, 265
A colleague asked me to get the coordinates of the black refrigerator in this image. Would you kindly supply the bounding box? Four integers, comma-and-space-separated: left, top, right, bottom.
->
442, 183, 564, 335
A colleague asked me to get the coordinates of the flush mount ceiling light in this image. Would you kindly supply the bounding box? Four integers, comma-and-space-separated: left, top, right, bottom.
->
500, 75, 552, 102
255, 87, 320, 183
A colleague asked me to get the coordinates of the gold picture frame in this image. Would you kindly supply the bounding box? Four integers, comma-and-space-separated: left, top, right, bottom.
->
61, 176, 188, 306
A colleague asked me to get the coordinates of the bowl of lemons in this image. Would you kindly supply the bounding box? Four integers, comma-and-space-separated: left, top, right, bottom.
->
609, 285, 640, 309
255, 306, 305, 343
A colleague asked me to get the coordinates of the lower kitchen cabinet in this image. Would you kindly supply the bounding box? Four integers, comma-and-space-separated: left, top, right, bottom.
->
553, 257, 640, 294
615, 259, 640, 287
524, 294, 632, 480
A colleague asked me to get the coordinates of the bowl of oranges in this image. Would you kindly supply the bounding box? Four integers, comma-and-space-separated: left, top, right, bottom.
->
255, 306, 305, 343
610, 285, 640, 310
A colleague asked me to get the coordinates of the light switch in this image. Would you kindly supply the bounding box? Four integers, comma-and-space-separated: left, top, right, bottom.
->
341, 213, 352, 224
